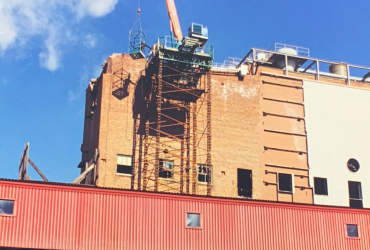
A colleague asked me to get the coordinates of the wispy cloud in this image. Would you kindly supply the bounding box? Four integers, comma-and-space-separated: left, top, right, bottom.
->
0, 0, 119, 71
83, 34, 98, 49
68, 90, 77, 101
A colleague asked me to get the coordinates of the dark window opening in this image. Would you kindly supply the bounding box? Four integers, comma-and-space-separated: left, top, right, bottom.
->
347, 224, 359, 238
278, 173, 292, 192
117, 165, 132, 174
348, 181, 363, 208
237, 169, 252, 198
0, 199, 14, 215
347, 158, 360, 173
198, 165, 212, 183
187, 213, 200, 228
314, 177, 328, 195
116, 155, 132, 175
159, 159, 174, 178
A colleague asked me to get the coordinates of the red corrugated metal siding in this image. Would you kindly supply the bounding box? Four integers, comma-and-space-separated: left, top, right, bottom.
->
1, 180, 370, 250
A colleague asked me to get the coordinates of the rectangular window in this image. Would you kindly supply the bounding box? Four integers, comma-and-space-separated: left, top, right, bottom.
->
347, 224, 359, 238
278, 173, 292, 192
187, 213, 200, 228
348, 181, 363, 208
314, 177, 328, 195
116, 155, 132, 175
0, 199, 14, 215
198, 165, 212, 184
237, 169, 252, 198
159, 159, 174, 178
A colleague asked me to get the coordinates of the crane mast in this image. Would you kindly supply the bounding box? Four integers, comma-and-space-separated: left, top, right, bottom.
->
165, 0, 183, 40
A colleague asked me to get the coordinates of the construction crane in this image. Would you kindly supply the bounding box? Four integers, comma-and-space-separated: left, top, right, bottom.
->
165, 0, 183, 40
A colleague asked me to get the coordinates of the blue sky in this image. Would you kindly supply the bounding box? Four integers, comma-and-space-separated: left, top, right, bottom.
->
1, 0, 370, 183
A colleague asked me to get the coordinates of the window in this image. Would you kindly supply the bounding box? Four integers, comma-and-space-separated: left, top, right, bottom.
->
0, 199, 14, 215
314, 177, 328, 195
198, 165, 212, 184
237, 169, 252, 198
348, 181, 363, 208
187, 213, 200, 228
116, 155, 132, 175
159, 159, 174, 178
347, 158, 360, 173
347, 224, 359, 238
278, 173, 292, 192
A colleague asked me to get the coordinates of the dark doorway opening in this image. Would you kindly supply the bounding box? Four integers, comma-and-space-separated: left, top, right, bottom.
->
237, 169, 252, 198
348, 181, 363, 208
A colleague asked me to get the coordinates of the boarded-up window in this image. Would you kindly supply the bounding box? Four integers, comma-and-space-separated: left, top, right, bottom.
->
117, 155, 132, 175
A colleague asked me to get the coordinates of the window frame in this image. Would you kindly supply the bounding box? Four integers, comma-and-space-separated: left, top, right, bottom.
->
116, 154, 133, 176
314, 177, 328, 196
278, 173, 293, 193
0, 199, 16, 217
185, 212, 202, 230
348, 181, 363, 208
159, 159, 174, 179
197, 164, 213, 184
345, 224, 360, 239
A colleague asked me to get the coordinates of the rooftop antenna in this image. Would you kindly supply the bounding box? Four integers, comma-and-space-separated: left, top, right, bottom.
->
128, 3, 148, 59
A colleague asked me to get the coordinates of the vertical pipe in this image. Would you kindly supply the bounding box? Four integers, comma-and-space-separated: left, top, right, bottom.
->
137, 135, 143, 190
155, 60, 163, 192
131, 117, 137, 190
143, 112, 149, 191
206, 71, 212, 196
180, 140, 184, 194
316, 60, 320, 81
192, 102, 197, 195
185, 102, 190, 194
285, 54, 288, 76
347, 64, 351, 86
252, 49, 256, 75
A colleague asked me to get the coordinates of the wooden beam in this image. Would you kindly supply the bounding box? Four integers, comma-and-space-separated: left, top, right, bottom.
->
18, 142, 29, 180
28, 158, 49, 181
73, 164, 95, 184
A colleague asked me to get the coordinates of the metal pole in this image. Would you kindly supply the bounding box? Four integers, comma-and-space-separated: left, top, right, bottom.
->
285, 54, 288, 76
154, 59, 163, 192
185, 102, 190, 194
316, 60, 320, 81
206, 71, 212, 196
131, 117, 137, 190
192, 102, 197, 195
347, 64, 351, 86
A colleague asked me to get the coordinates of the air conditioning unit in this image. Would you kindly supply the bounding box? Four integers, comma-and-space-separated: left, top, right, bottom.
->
188, 23, 208, 44
239, 65, 248, 77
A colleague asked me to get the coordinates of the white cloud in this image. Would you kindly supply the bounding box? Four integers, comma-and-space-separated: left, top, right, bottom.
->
84, 34, 98, 49
0, 0, 119, 71
76, 0, 119, 19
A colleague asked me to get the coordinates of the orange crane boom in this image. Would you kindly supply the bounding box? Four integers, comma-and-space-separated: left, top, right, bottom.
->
165, 0, 183, 40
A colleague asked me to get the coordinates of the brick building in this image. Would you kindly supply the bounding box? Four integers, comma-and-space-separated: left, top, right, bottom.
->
80, 43, 370, 207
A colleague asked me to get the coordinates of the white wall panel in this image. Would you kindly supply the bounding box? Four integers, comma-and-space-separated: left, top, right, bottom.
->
304, 80, 370, 208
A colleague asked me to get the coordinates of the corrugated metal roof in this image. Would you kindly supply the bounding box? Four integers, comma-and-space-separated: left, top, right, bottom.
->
0, 179, 370, 250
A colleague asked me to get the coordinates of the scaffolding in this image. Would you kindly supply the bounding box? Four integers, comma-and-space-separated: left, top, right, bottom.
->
131, 36, 213, 195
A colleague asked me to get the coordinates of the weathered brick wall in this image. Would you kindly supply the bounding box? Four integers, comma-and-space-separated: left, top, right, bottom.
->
81, 54, 370, 201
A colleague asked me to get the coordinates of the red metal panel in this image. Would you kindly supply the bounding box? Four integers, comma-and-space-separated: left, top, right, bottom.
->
1, 180, 370, 250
